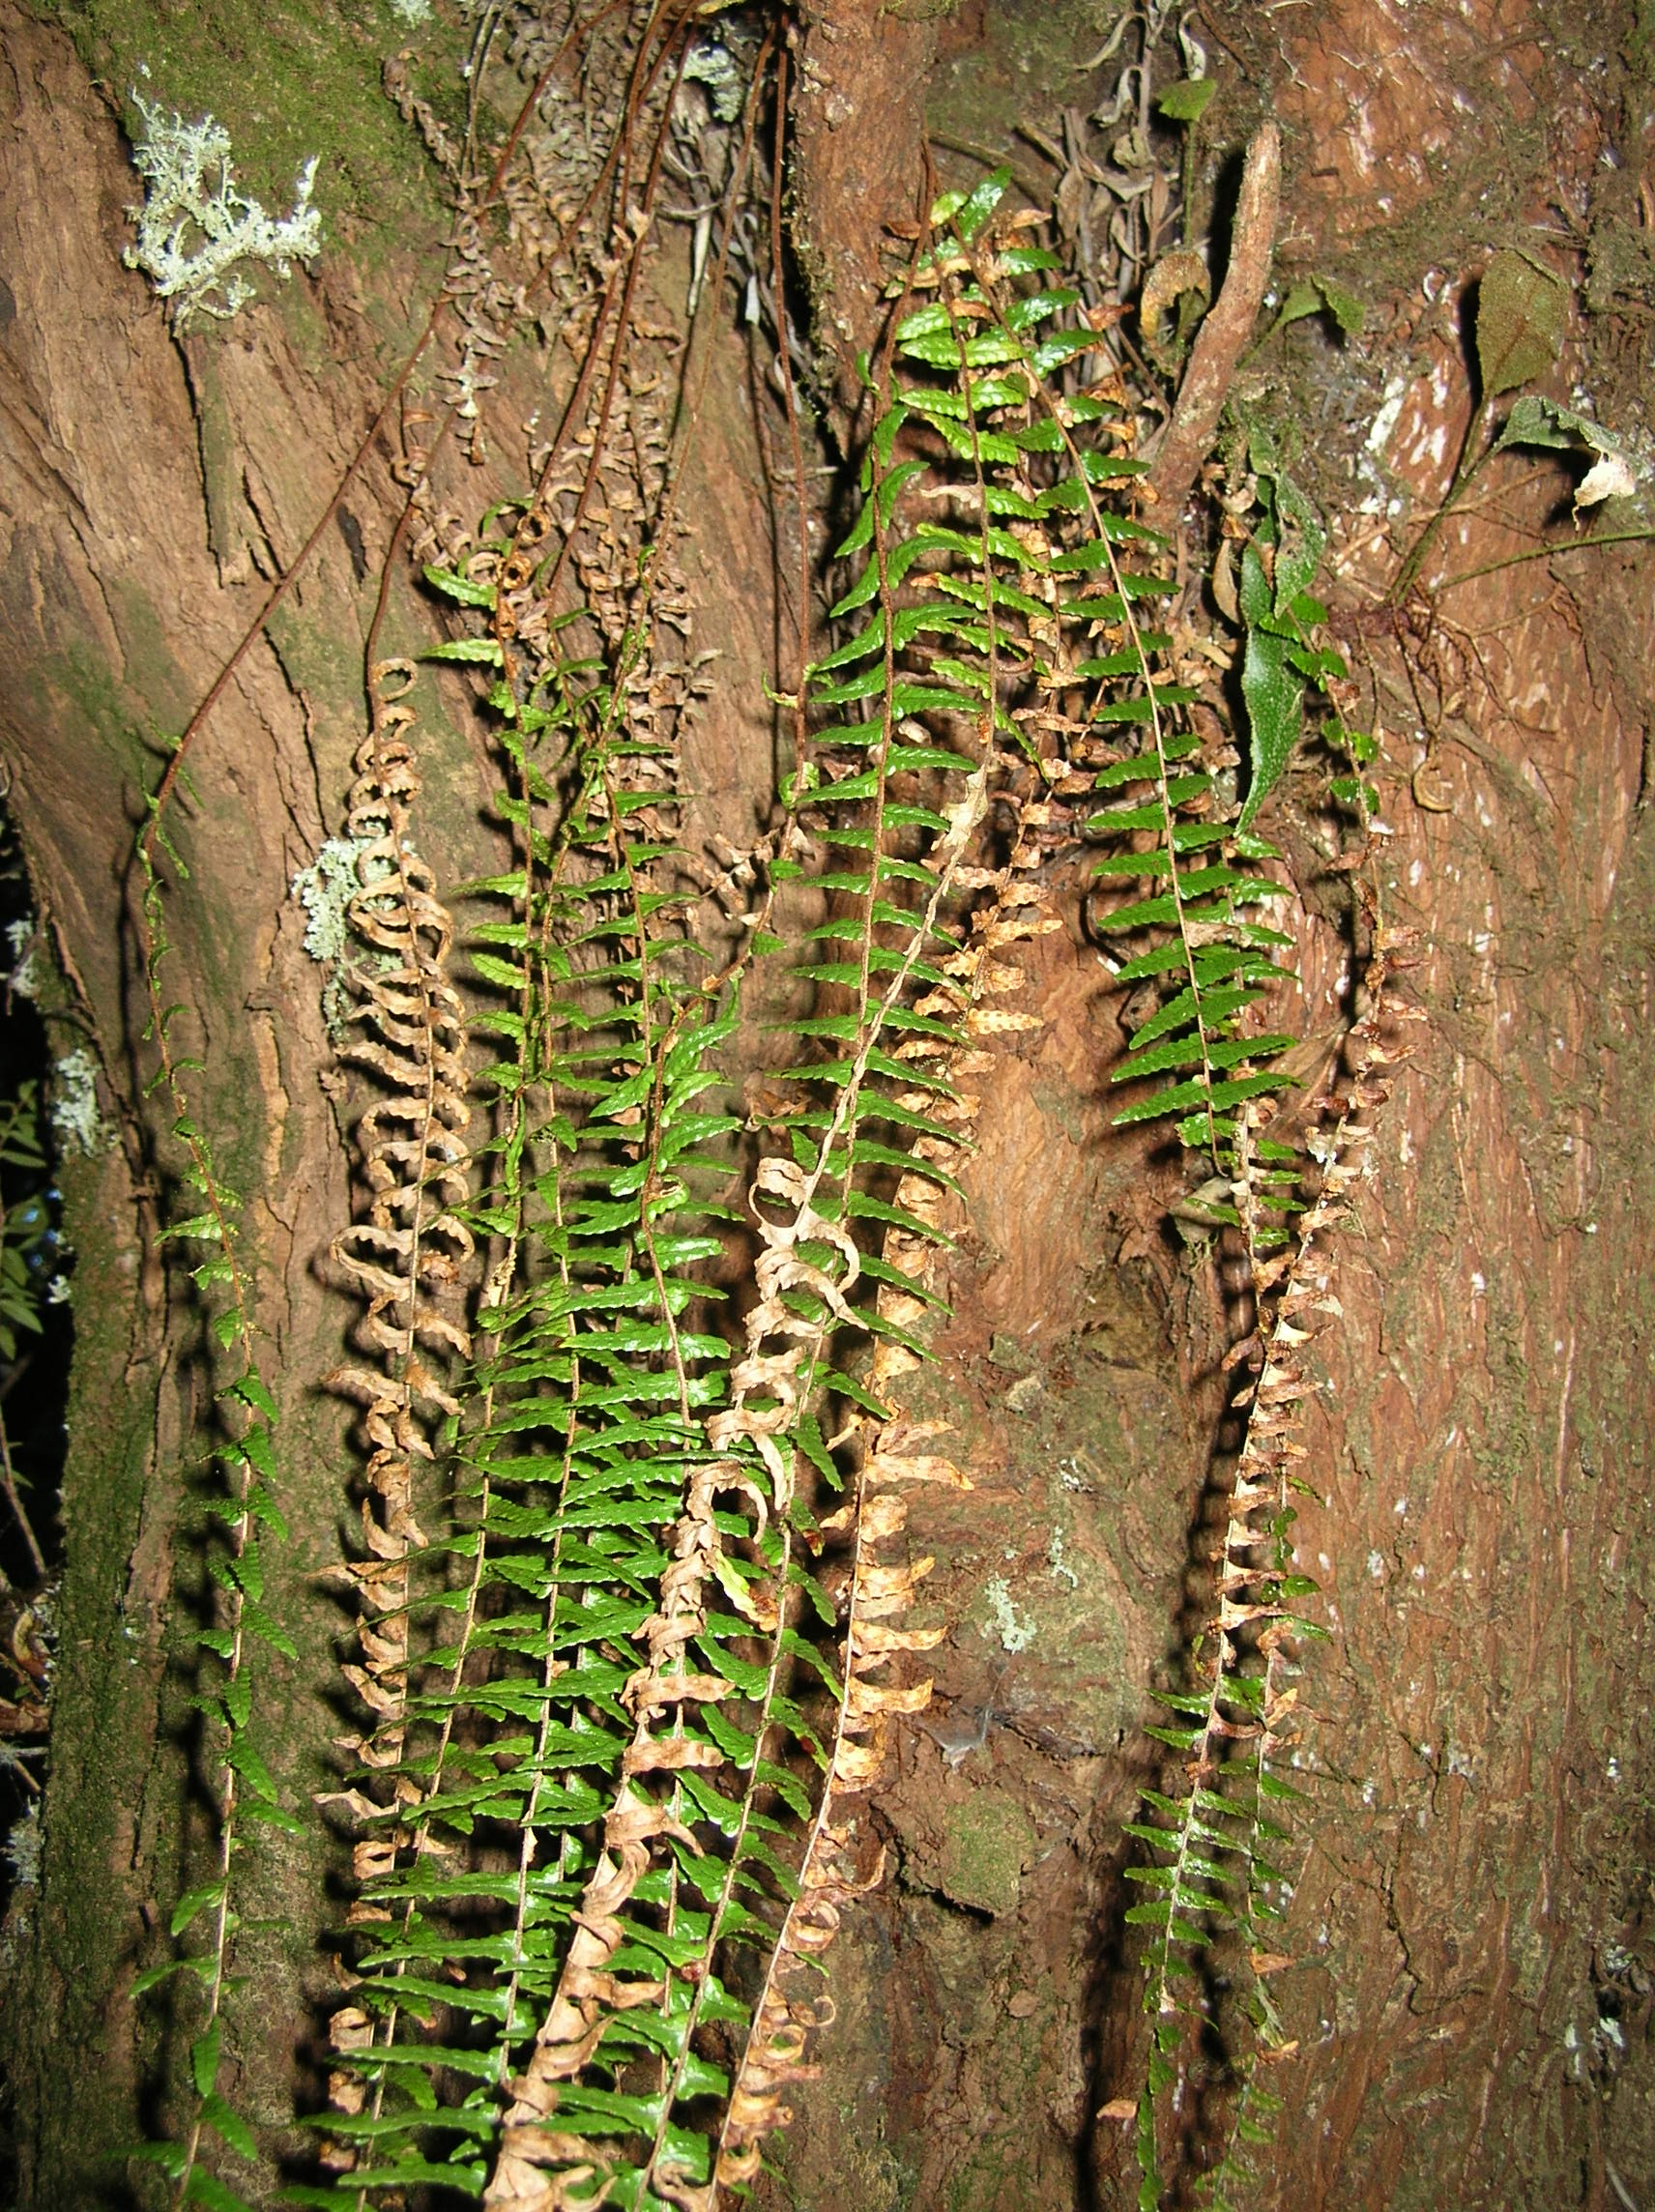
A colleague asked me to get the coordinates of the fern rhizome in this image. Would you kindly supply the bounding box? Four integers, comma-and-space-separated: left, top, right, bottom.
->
121, 12, 1409, 2210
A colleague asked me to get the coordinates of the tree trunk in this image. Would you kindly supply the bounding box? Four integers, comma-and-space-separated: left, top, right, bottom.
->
1, 4, 1652, 2210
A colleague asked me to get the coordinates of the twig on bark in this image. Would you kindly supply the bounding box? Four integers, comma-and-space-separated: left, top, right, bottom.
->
0, 1405, 45, 1582
1147, 121, 1281, 514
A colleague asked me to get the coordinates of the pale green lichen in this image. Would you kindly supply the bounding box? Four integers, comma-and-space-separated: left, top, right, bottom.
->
982, 1575, 1036, 1654
123, 84, 322, 327
50, 1049, 110, 1158
682, 35, 746, 124
1047, 1525, 1078, 1589
292, 837, 373, 966
293, 835, 385, 1041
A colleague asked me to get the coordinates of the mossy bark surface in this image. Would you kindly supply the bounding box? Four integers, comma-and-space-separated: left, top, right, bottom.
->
0, 7, 457, 2196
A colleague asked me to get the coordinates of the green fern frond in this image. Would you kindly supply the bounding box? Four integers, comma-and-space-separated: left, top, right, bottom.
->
133, 798, 297, 2211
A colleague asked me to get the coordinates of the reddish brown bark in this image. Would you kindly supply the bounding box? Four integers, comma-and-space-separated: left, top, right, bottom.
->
789, 0, 936, 436
1, 4, 1653, 2210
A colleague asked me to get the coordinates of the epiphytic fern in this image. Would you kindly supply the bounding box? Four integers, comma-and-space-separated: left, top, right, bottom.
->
131, 775, 300, 2212
1091, 431, 1408, 2199
117, 0, 1417, 2181
713, 744, 1067, 2194
304, 155, 1190, 2209
1127, 929, 1419, 2210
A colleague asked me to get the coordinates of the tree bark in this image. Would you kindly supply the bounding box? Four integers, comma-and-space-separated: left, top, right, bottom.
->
0, 6, 452, 2193
1, 3, 1652, 2210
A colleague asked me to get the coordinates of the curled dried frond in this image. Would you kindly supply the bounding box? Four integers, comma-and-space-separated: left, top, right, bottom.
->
323, 658, 476, 2129
711, 791, 1063, 2193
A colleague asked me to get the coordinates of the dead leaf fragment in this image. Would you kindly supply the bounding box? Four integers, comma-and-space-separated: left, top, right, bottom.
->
1576, 450, 1638, 511
1140, 247, 1211, 368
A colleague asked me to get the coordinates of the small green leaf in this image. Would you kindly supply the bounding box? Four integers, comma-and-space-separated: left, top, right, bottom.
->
424, 637, 505, 666
224, 1379, 276, 1431
170, 1880, 227, 1938
947, 165, 1011, 244
160, 1213, 224, 1244
1271, 473, 1326, 615
130, 2140, 189, 2179
1236, 626, 1303, 833
191, 2021, 223, 2098
1158, 76, 1216, 122
226, 1738, 279, 1805
1317, 276, 1364, 335
1475, 247, 1567, 397
1237, 538, 1273, 629
1495, 390, 1579, 452
423, 564, 496, 608
241, 1601, 298, 1660
202, 2092, 259, 2163
240, 1802, 305, 1836
1275, 280, 1323, 329
131, 1955, 216, 1998
1493, 394, 1638, 523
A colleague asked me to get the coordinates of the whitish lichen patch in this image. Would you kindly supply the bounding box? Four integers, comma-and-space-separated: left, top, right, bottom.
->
292, 837, 374, 965
124, 85, 321, 326
982, 1574, 1036, 1653
50, 1049, 110, 1157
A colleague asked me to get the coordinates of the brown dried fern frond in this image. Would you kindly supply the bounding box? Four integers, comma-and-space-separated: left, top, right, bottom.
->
322, 658, 477, 2113
1130, 923, 1425, 2200
709, 785, 1064, 2199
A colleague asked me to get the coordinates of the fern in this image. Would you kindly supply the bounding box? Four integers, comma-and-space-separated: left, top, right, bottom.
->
1092, 426, 1409, 2197
130, 787, 299, 2212
477, 247, 1002, 2212
1142, 947, 1416, 2211
295, 155, 1194, 2210
108, 6, 1421, 2194
316, 656, 481, 2197
714, 726, 1066, 2198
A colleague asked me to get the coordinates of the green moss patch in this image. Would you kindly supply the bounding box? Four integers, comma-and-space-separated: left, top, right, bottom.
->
937, 1789, 1034, 1918
41, 0, 462, 250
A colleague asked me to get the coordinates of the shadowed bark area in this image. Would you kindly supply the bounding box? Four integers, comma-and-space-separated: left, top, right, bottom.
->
0, 2, 1652, 2209
0, 9, 366, 2194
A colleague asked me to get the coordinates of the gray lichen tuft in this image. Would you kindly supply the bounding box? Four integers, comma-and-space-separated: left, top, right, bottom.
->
123, 86, 322, 327
292, 837, 373, 967
49, 1048, 111, 1159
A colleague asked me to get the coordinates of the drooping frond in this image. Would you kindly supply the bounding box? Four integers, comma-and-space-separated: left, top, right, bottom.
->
132, 766, 300, 2212
318, 657, 479, 2191
1126, 925, 1422, 2206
